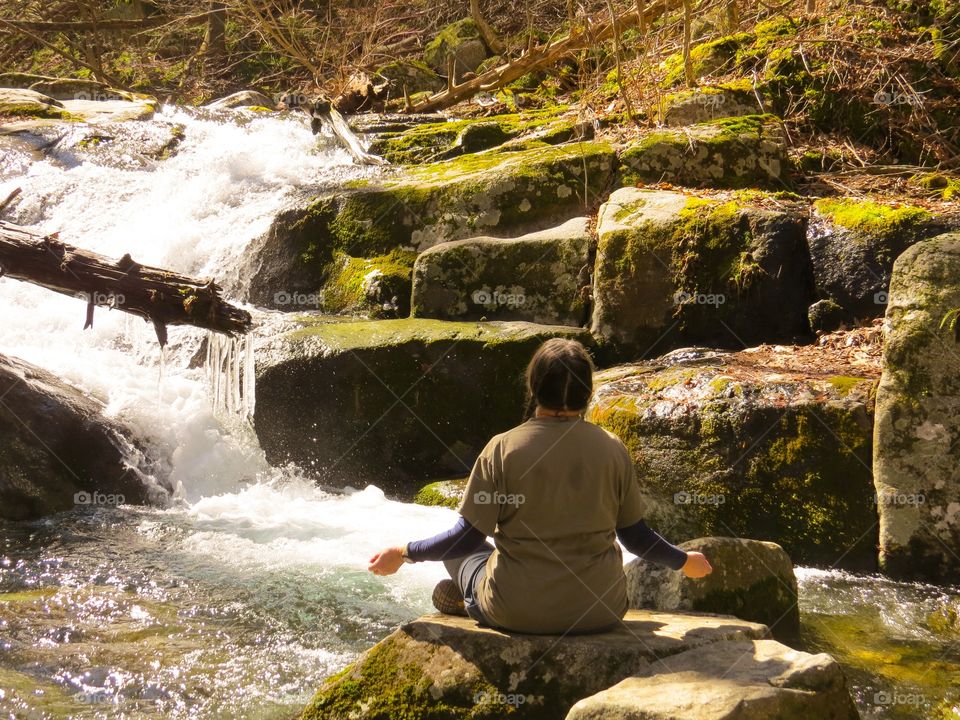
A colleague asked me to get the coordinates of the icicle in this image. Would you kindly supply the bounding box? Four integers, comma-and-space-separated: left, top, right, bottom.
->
204, 331, 256, 426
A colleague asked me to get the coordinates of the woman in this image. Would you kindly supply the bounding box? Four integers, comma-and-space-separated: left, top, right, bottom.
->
368, 338, 712, 635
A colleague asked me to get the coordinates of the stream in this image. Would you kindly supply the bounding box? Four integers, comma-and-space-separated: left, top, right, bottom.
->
0, 107, 957, 720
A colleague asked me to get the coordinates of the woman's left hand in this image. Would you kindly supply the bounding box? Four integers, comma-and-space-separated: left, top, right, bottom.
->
368, 546, 405, 576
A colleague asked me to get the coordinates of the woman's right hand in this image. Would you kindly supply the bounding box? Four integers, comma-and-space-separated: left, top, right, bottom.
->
681, 551, 713, 578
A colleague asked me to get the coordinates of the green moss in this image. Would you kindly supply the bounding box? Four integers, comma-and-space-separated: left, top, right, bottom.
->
814, 198, 933, 236
320, 248, 416, 317
423, 18, 482, 70
0, 102, 79, 121
828, 376, 869, 396
915, 173, 960, 200
412, 478, 467, 509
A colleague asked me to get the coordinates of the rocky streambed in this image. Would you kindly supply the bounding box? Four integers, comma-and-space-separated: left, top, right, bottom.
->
2, 78, 960, 718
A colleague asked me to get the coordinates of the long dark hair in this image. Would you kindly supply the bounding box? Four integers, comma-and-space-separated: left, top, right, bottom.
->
525, 339, 594, 417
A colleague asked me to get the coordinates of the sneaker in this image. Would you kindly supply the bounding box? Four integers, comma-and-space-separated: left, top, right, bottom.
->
432, 579, 468, 616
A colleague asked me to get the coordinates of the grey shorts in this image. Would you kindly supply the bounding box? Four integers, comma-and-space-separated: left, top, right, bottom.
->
442, 542, 494, 626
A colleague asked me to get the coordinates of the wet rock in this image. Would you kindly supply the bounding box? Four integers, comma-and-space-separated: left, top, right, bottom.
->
244, 141, 616, 310
205, 90, 275, 109
411, 217, 591, 326
626, 537, 800, 640
0, 354, 160, 520
300, 610, 768, 720
423, 19, 489, 82
412, 477, 467, 508
874, 233, 960, 582
809, 198, 955, 322
619, 114, 789, 189
567, 638, 859, 720
586, 348, 878, 569
254, 318, 593, 492
590, 187, 813, 360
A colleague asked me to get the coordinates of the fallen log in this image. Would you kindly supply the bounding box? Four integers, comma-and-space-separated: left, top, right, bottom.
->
408, 0, 683, 113
0, 220, 252, 345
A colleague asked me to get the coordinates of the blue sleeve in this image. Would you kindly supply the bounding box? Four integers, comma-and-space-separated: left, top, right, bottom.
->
617, 519, 688, 571
406, 516, 488, 562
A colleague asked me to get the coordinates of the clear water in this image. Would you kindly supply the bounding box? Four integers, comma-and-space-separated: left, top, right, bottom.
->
0, 108, 957, 719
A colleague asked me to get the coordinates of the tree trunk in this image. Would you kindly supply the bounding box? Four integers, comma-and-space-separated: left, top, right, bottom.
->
0, 221, 251, 345
203, 2, 228, 57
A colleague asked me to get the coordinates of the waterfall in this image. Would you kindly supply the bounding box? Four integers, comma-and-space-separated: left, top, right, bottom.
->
205, 331, 256, 424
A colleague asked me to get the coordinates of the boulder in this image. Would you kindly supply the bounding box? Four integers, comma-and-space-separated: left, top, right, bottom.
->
0, 88, 73, 121
658, 85, 769, 127
809, 198, 955, 322
423, 19, 489, 81
254, 318, 593, 492
413, 477, 467, 508
374, 60, 445, 98
619, 115, 789, 189
243, 141, 616, 310
808, 298, 846, 334
625, 537, 799, 640
205, 90, 275, 109
566, 638, 859, 720
366, 109, 578, 164
411, 217, 592, 326
590, 187, 814, 360
0, 354, 161, 520
586, 346, 879, 570
874, 233, 960, 582
300, 610, 769, 720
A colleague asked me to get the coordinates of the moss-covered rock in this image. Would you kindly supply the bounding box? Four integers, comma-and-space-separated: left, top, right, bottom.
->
411, 217, 591, 326
374, 60, 445, 99
423, 19, 488, 81
366, 109, 569, 164
0, 87, 75, 120
254, 318, 594, 492
586, 348, 878, 569
626, 537, 799, 640
300, 610, 768, 720
809, 198, 955, 322
874, 233, 960, 582
245, 141, 616, 310
319, 248, 416, 318
657, 82, 769, 127
567, 638, 859, 720
619, 114, 789, 189
412, 478, 466, 508
0, 353, 160, 520
590, 187, 813, 360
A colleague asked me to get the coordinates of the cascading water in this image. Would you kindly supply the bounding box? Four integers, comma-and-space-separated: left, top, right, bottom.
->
0, 107, 454, 718
0, 106, 957, 720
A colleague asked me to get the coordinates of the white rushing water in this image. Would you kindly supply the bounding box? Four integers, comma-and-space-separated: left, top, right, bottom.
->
0, 107, 453, 717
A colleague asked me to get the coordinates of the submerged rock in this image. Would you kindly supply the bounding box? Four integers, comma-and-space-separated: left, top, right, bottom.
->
300, 610, 769, 720
874, 233, 960, 582
586, 346, 878, 569
619, 114, 789, 189
626, 537, 800, 640
0, 354, 158, 520
591, 187, 813, 360
567, 638, 859, 720
411, 217, 592, 326
809, 198, 955, 323
254, 318, 592, 492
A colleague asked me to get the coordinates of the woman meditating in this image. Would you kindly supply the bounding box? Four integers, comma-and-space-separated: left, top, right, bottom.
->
368, 338, 712, 635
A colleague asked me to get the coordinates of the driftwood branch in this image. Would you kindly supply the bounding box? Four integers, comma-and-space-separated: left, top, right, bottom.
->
409, 0, 683, 113
0, 220, 251, 345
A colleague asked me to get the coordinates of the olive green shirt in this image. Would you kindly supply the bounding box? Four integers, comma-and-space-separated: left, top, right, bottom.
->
458, 416, 646, 634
